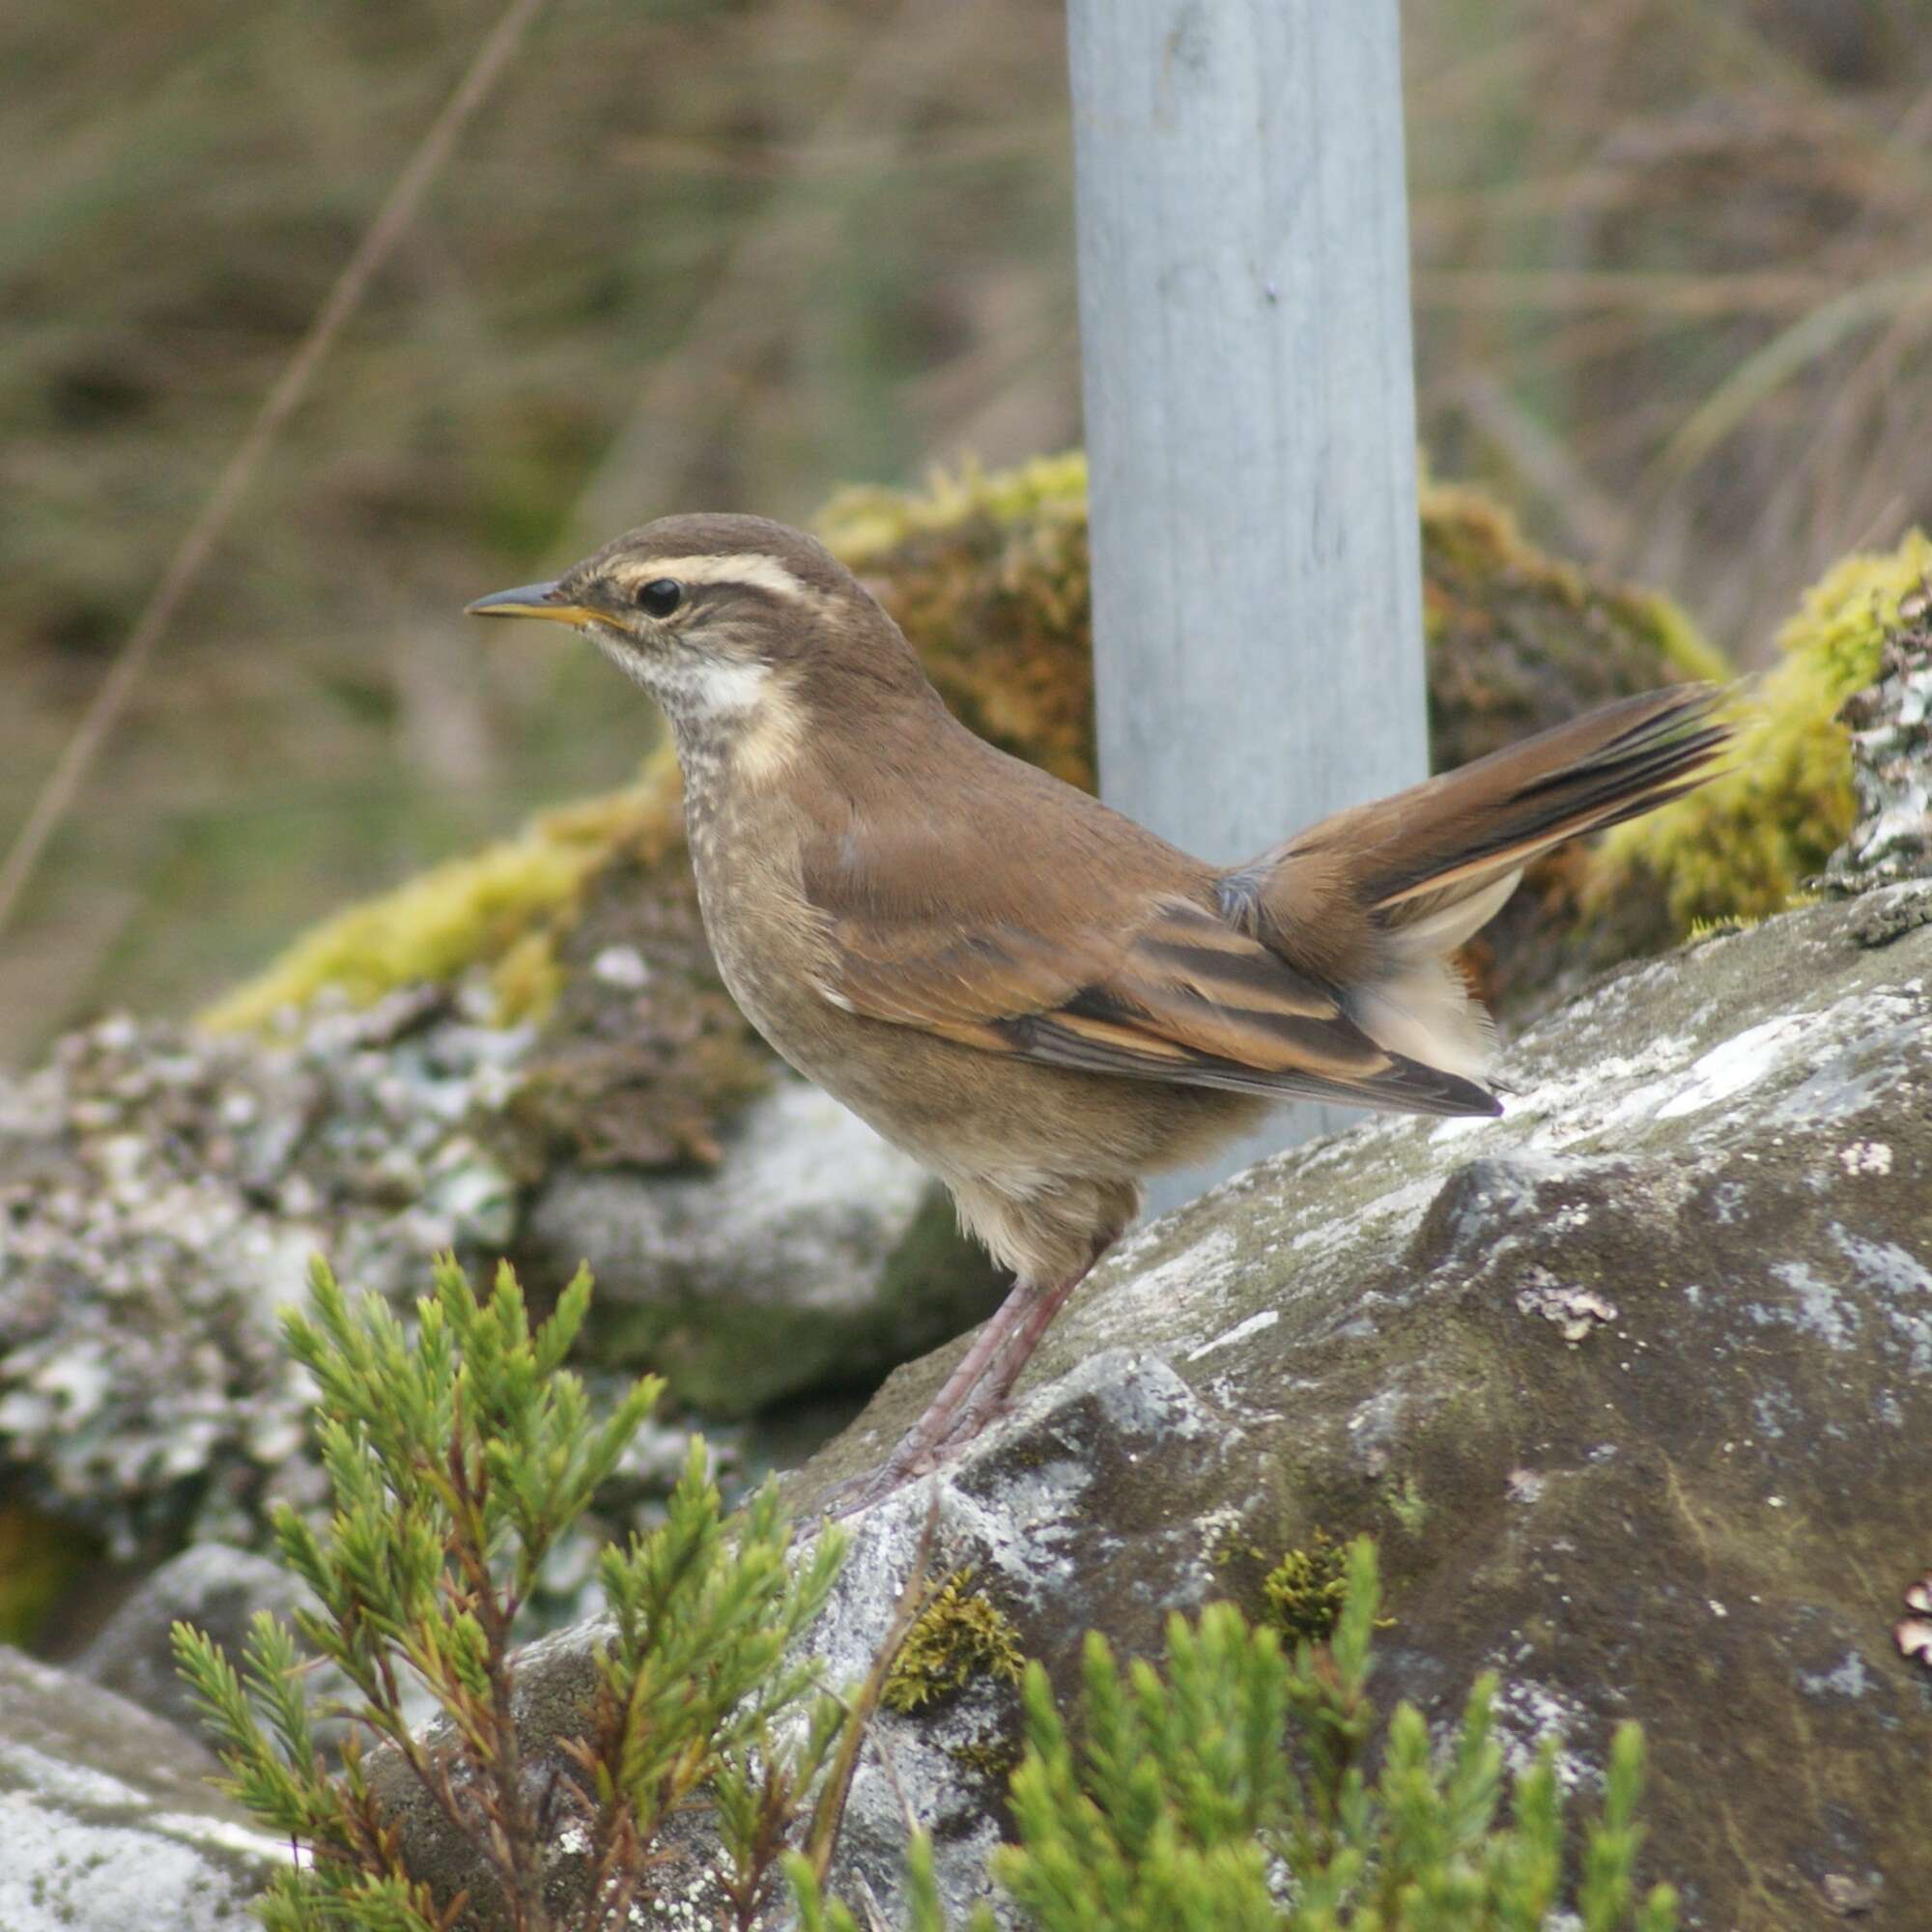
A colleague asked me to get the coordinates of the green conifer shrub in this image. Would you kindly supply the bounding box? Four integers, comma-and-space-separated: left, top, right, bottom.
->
172, 1255, 846, 1932
790, 1540, 1676, 1932
172, 1259, 1676, 1932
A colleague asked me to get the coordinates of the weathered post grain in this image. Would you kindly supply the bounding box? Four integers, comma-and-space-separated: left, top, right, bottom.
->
1066, 0, 1429, 1207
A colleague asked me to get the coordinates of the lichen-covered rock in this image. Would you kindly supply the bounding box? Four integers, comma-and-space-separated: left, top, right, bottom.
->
0, 1646, 285, 1931
387, 879, 1932, 1930
1597, 529, 1932, 935
0, 992, 527, 1560
1829, 588, 1932, 893
796, 883, 1932, 1930
0, 993, 710, 1577
0, 921, 990, 1584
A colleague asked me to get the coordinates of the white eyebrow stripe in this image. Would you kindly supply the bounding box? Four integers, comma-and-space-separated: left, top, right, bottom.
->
609, 553, 813, 601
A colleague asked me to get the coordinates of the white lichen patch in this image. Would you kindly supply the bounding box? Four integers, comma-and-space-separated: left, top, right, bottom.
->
0, 1003, 729, 1562
1186, 1307, 1280, 1362
1799, 1650, 1873, 1700
1838, 1140, 1894, 1176
1760, 1260, 1860, 1350
149, 1812, 295, 1864
0, 1743, 149, 1812
1286, 1175, 1441, 1262
1097, 1225, 1243, 1340
1654, 1013, 1814, 1120
1484, 1676, 1598, 1793
1832, 1227, 1932, 1373
0, 1811, 270, 1932
1467, 1031, 1700, 1142
1516, 1270, 1619, 1343
1498, 981, 1923, 1157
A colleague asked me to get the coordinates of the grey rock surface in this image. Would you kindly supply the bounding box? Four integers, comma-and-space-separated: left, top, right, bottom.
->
0, 988, 527, 1555
75, 1543, 322, 1737
0, 1646, 284, 1931
0, 983, 987, 1562
384, 884, 1932, 1931
523, 1080, 1004, 1417
1831, 613, 1932, 892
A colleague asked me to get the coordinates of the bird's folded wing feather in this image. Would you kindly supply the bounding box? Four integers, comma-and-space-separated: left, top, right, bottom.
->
801, 823, 1499, 1118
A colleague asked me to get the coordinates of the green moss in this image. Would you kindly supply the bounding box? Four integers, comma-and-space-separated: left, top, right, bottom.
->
1416, 482, 1728, 765
946, 1732, 1025, 1780
882, 1568, 1026, 1716
1384, 1473, 1430, 1537
1592, 530, 1932, 934
1261, 1531, 1353, 1645
821, 453, 1097, 790
817, 451, 1089, 558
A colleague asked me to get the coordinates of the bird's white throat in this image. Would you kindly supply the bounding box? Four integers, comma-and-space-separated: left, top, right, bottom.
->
592, 627, 772, 726
590, 625, 803, 794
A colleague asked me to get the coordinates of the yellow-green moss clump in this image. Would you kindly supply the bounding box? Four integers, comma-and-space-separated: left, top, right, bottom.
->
1592, 530, 1932, 933
1261, 1531, 1352, 1646
1212, 1521, 1393, 1646
881, 1568, 1026, 1716
1416, 481, 1726, 771
821, 452, 1096, 789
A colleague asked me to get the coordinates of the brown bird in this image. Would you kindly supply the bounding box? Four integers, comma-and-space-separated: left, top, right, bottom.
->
469, 514, 1728, 1511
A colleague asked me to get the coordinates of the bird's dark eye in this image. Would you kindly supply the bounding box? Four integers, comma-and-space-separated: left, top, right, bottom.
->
637, 578, 683, 617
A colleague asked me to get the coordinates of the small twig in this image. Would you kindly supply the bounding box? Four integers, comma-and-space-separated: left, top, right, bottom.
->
801, 1490, 946, 1888
0, 0, 553, 943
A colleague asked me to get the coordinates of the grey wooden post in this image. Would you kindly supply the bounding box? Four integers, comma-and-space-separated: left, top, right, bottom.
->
1066, 0, 1430, 1212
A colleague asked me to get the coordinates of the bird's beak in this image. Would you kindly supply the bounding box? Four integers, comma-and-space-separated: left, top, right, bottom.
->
464, 581, 599, 625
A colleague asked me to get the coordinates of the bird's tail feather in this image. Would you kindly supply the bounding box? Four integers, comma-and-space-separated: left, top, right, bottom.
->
1235, 682, 1733, 1085
1359, 682, 1730, 931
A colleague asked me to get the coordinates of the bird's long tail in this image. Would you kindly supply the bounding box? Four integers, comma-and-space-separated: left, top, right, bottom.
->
1234, 683, 1732, 1082
1352, 681, 1727, 935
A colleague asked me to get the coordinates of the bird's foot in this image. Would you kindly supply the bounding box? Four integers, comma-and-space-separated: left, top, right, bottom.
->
934, 1386, 1010, 1456
816, 1385, 1019, 1520
813, 1438, 942, 1521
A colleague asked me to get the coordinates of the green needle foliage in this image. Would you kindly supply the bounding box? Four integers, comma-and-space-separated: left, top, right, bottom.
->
791, 1539, 1676, 1932
172, 1254, 846, 1932
171, 1258, 1675, 1932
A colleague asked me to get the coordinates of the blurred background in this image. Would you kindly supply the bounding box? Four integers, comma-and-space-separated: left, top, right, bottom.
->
5, 0, 1930, 1063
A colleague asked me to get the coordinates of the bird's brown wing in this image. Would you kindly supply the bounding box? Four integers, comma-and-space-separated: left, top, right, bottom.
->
799, 781, 1501, 1119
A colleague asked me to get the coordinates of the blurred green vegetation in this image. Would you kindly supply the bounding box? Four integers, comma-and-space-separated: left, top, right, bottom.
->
5, 0, 1931, 1058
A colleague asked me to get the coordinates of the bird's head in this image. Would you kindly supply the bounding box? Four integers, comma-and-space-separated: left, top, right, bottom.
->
467, 512, 928, 755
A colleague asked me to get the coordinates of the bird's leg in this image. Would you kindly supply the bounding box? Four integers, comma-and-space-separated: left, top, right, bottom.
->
934, 1238, 1110, 1452
822, 1231, 1122, 1519
821, 1272, 1047, 1518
